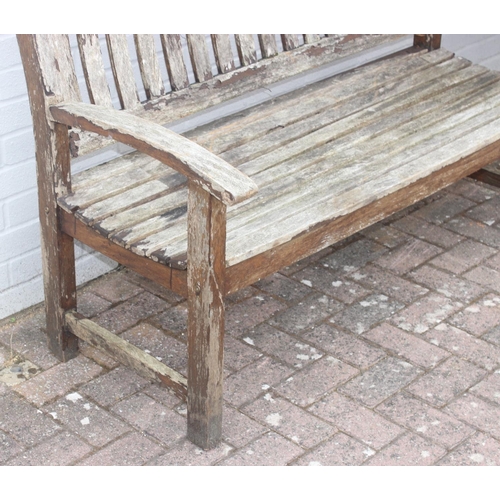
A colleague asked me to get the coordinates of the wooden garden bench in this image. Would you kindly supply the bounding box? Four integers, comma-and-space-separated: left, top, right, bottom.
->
18, 34, 500, 449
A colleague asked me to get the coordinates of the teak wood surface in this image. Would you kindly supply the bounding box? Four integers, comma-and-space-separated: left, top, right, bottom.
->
17, 34, 500, 449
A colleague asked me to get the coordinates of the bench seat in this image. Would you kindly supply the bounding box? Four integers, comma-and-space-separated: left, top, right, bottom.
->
59, 47, 500, 272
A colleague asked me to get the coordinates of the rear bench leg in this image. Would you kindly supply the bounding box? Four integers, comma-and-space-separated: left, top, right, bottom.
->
186, 181, 226, 449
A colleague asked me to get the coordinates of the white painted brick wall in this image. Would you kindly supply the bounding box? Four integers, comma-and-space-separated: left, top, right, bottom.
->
1, 34, 500, 320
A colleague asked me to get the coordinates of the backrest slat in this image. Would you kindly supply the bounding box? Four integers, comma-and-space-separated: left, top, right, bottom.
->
304, 34, 321, 44
35, 34, 81, 103
160, 34, 189, 91
211, 34, 236, 74
134, 34, 165, 99
258, 35, 278, 58
281, 34, 301, 51
235, 35, 257, 66
105, 34, 139, 109
186, 34, 213, 83
77, 34, 112, 107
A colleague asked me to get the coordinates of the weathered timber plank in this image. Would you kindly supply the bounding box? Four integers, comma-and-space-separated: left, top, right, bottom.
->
74, 35, 407, 156
17, 35, 79, 361
51, 102, 257, 205
105, 34, 139, 109
211, 34, 236, 74
60, 210, 187, 297
235, 35, 257, 66
66, 312, 187, 398
225, 138, 500, 294
281, 34, 301, 51
77, 35, 113, 107
160, 34, 189, 91
188, 48, 454, 155
134, 34, 165, 99
186, 34, 213, 83
187, 181, 226, 449
258, 34, 278, 58
304, 35, 321, 44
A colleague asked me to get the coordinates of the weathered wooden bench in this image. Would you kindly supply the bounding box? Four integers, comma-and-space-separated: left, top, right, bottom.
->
18, 34, 500, 449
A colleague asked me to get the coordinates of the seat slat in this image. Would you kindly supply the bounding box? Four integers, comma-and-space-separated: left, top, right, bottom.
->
106, 34, 139, 109
77, 35, 113, 107
134, 34, 165, 99
160, 34, 189, 91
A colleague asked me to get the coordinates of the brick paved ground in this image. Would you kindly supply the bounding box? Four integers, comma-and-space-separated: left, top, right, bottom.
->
1, 177, 500, 466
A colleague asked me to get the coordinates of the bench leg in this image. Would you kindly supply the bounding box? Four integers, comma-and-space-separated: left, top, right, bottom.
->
186, 182, 226, 450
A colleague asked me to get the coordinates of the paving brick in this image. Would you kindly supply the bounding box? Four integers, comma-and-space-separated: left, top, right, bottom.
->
268, 293, 343, 335
87, 271, 143, 302
391, 215, 464, 248
447, 295, 500, 336
45, 393, 131, 447
429, 240, 497, 274
483, 325, 500, 347
373, 238, 442, 275
331, 294, 404, 335
0, 309, 59, 370
363, 323, 449, 369
293, 265, 371, 304
465, 195, 500, 225
464, 266, 500, 294
407, 357, 487, 407
412, 192, 476, 225
339, 357, 422, 408
221, 405, 267, 448
443, 216, 500, 249
469, 371, 500, 405
218, 431, 303, 466
223, 356, 293, 407
0, 393, 61, 446
242, 392, 335, 447
275, 356, 358, 407
280, 246, 334, 276
80, 366, 150, 407
309, 392, 403, 450
123, 269, 184, 304
437, 432, 500, 466
390, 293, 463, 335
244, 323, 322, 369
409, 265, 486, 302
121, 322, 187, 375
300, 323, 385, 369
141, 383, 183, 409
376, 392, 474, 448
156, 303, 188, 340
446, 393, 500, 440
253, 272, 312, 302
366, 432, 446, 466
320, 239, 388, 274
95, 292, 168, 334
111, 393, 186, 446
485, 252, 500, 271
149, 439, 232, 465
293, 432, 372, 466
446, 178, 498, 203
223, 335, 263, 373
361, 223, 411, 249
76, 290, 112, 318
425, 323, 500, 371
12, 355, 103, 406
5, 431, 93, 466
350, 264, 428, 304
78, 432, 164, 466
0, 429, 24, 464
226, 294, 286, 337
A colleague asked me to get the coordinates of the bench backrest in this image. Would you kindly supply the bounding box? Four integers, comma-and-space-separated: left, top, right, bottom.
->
18, 34, 410, 159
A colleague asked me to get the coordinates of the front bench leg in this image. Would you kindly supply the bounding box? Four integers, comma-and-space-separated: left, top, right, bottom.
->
186, 181, 227, 449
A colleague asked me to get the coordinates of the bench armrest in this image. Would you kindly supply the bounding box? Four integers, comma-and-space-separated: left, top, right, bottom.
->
50, 102, 258, 206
